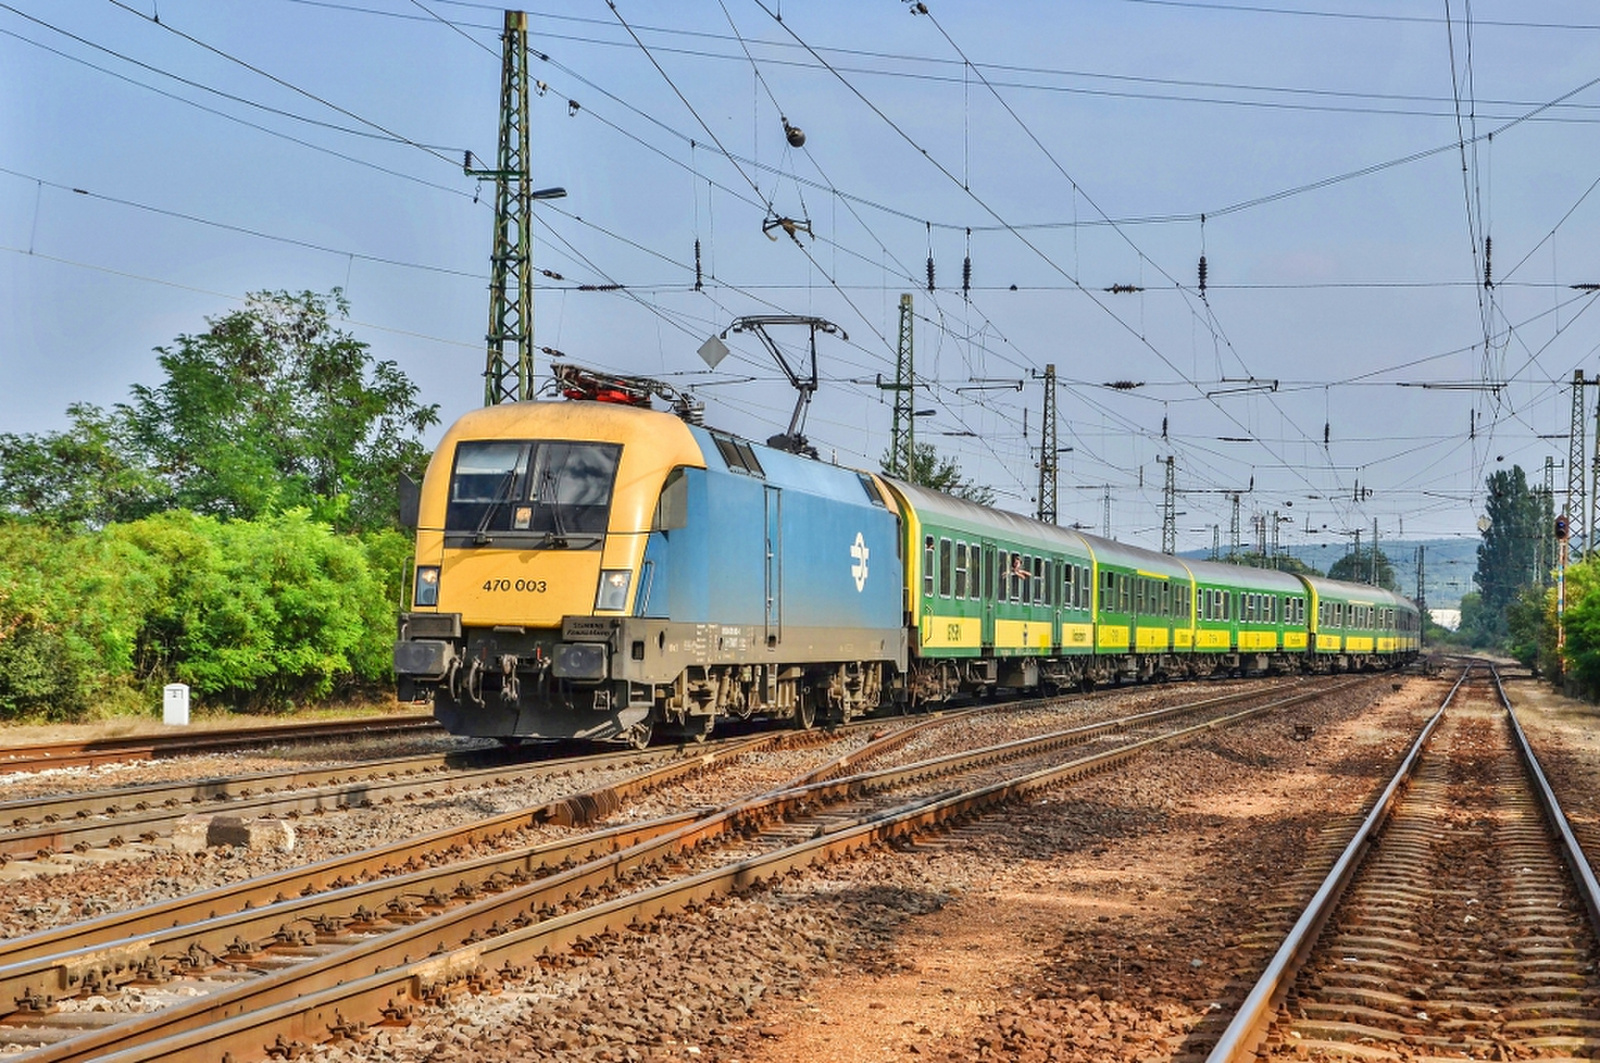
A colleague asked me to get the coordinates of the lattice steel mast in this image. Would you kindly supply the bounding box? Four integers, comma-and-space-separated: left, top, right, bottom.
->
466, 11, 564, 405
1570, 369, 1588, 553
1229, 493, 1241, 558
878, 294, 916, 479
1161, 456, 1176, 554
1592, 383, 1600, 558
1542, 455, 1559, 583
1037, 363, 1058, 524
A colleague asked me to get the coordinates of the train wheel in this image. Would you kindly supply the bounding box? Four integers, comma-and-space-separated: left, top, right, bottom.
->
795, 694, 816, 731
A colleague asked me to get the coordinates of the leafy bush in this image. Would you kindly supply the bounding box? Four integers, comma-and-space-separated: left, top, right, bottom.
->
1505, 584, 1553, 677
1559, 559, 1600, 698
0, 511, 404, 719
0, 523, 154, 718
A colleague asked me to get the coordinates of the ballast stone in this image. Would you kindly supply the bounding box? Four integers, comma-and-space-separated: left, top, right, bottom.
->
170, 813, 296, 853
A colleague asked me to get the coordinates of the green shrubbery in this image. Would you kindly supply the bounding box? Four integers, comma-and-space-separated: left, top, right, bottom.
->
0, 510, 408, 721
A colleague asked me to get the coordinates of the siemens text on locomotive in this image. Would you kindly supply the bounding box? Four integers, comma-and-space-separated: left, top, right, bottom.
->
393, 393, 1420, 746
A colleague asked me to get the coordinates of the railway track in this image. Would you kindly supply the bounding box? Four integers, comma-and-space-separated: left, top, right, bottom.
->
0, 715, 441, 775
1206, 665, 1600, 1061
0, 740, 690, 862
0, 674, 1366, 1061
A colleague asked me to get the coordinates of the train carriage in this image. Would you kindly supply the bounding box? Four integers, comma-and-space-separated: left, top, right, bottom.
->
884, 479, 1096, 698
1302, 577, 1418, 670
1072, 533, 1193, 678
1184, 559, 1310, 672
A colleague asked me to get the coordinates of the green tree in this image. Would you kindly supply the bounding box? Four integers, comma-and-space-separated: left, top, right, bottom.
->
1506, 583, 1553, 676
1474, 466, 1542, 612
0, 511, 409, 719
1327, 547, 1399, 591
1557, 557, 1600, 694
0, 291, 436, 532
122, 289, 437, 530
881, 441, 996, 506
1221, 551, 1323, 576
0, 403, 164, 527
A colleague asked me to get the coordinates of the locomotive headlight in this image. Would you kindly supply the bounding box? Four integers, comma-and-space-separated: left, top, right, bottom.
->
594, 569, 632, 611
414, 565, 440, 607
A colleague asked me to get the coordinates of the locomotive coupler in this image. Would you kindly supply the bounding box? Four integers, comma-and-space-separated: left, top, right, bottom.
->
499, 654, 520, 704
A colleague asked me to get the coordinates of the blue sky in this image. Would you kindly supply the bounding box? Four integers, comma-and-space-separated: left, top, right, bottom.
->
5, 1, 1600, 554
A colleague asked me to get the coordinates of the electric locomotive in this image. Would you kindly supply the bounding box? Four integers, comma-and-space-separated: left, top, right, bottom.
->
393, 396, 905, 746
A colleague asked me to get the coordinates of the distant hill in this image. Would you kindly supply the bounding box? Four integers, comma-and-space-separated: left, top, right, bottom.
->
1179, 538, 1479, 608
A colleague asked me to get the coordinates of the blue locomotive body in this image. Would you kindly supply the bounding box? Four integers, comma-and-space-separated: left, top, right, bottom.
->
635, 427, 903, 635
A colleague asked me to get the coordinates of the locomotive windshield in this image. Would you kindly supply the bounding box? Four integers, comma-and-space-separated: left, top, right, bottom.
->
446, 440, 621, 545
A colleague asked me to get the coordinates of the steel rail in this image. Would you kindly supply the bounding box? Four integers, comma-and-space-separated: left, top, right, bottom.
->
0, 704, 1014, 974
0, 675, 1207, 858
1201, 666, 1468, 1063
785, 676, 1331, 789
0, 697, 1024, 848
0, 707, 991, 995
1497, 666, 1600, 934
0, 709, 987, 1015
0, 716, 440, 774
0, 809, 710, 1017
789, 677, 1365, 802
13, 674, 1376, 1062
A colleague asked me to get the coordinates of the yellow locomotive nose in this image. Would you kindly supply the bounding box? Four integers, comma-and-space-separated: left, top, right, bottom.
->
393, 400, 710, 742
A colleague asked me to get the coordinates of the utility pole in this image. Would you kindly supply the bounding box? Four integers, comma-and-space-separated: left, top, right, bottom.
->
1559, 515, 1571, 655
1542, 456, 1557, 585
467, 11, 565, 405
1229, 493, 1241, 559
1570, 370, 1589, 554
1270, 510, 1282, 567
1372, 517, 1380, 585
1038, 363, 1059, 524
1161, 455, 1175, 554
878, 294, 916, 479
1415, 544, 1426, 644
1212, 525, 1220, 561
1591, 383, 1600, 558
1103, 487, 1112, 539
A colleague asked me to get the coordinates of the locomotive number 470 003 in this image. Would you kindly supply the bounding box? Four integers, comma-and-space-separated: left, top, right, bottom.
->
482, 579, 549, 593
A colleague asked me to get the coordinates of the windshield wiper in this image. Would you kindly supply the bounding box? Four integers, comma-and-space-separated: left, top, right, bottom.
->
536, 461, 569, 540
534, 532, 602, 550
473, 467, 519, 545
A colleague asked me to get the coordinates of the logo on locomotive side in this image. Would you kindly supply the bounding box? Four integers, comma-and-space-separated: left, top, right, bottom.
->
850, 532, 870, 592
